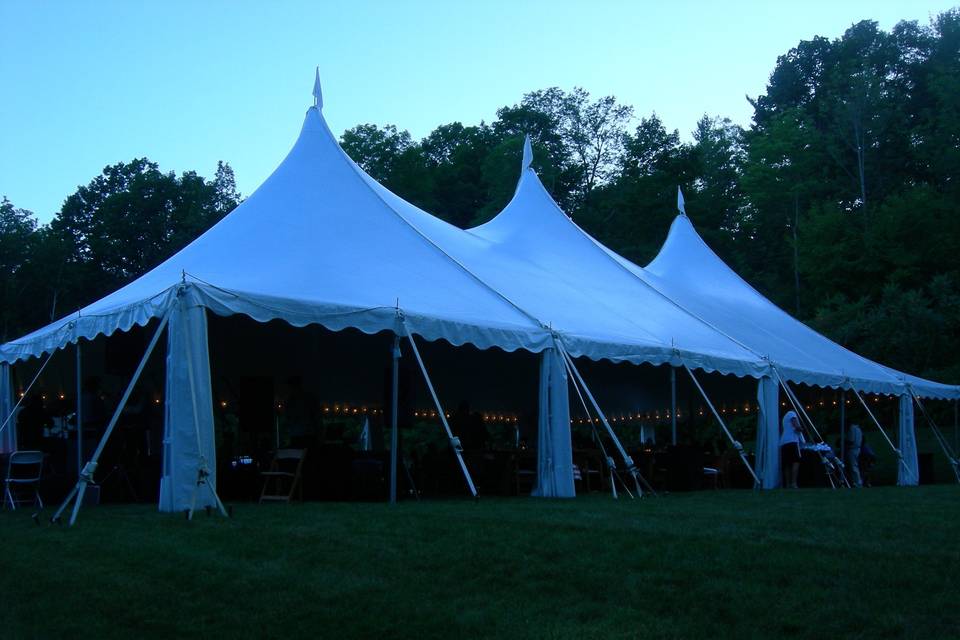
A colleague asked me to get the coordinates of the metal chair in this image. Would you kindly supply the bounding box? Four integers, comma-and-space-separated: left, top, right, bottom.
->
4, 450, 44, 510
259, 449, 306, 503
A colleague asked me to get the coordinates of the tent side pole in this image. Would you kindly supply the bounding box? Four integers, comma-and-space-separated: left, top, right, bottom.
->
670, 367, 677, 446
389, 335, 400, 505
840, 389, 846, 463
76, 342, 83, 480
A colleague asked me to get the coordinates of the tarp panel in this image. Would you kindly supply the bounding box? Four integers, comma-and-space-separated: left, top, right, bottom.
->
898, 394, 919, 486
756, 376, 780, 489
159, 289, 217, 512
532, 348, 575, 497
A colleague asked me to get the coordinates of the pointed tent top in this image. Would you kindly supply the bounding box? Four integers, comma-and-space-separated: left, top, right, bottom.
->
521, 134, 533, 172
677, 186, 686, 216
312, 67, 323, 110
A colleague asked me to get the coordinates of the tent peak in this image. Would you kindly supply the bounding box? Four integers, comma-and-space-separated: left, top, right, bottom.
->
677, 186, 686, 217
312, 67, 323, 110
522, 134, 533, 172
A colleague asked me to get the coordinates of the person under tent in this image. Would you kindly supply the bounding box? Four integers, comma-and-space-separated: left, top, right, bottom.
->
780, 410, 804, 489
845, 423, 863, 487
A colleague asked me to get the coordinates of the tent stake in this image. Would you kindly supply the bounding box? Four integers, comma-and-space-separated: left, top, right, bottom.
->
51, 312, 170, 526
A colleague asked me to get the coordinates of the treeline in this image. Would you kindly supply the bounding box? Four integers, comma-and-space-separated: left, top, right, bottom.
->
2, 12, 958, 384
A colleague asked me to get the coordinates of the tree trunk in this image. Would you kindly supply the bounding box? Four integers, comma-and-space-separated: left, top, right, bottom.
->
793, 192, 801, 316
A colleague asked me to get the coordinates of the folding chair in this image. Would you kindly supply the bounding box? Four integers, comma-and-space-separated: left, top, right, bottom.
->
259, 449, 306, 503
4, 450, 45, 510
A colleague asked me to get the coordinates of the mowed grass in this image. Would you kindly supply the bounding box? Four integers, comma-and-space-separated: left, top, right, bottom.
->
1, 487, 958, 640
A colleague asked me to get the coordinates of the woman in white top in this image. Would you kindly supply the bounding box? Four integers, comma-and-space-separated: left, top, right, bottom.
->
780, 411, 804, 488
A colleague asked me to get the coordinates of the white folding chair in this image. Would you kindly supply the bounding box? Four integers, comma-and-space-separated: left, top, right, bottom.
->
4, 450, 45, 510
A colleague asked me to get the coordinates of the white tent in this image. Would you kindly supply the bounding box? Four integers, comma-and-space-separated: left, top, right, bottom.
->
1, 78, 955, 508
0, 81, 772, 509
475, 144, 958, 487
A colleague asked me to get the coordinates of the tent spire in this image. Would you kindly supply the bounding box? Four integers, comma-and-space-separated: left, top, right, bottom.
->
522, 134, 533, 172
677, 186, 686, 216
312, 67, 323, 110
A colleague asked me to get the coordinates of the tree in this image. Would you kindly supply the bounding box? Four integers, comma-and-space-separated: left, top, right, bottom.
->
43, 159, 239, 323
0, 198, 37, 341
339, 124, 413, 184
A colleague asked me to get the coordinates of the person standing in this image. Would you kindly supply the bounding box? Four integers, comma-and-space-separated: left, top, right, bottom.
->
780, 410, 804, 489
845, 423, 863, 487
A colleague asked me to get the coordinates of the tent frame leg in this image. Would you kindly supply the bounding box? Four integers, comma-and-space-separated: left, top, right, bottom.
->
910, 390, 960, 484
401, 321, 478, 499
682, 364, 760, 488
51, 312, 170, 526
0, 349, 57, 440
850, 387, 914, 483
774, 372, 850, 488
556, 343, 656, 497
389, 335, 400, 504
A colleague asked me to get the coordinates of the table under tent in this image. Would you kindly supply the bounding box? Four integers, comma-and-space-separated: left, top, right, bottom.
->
2, 74, 957, 523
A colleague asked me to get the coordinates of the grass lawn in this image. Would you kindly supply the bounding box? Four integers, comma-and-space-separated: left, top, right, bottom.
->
2, 487, 958, 639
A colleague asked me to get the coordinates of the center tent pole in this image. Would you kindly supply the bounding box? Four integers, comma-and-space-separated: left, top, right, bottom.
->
389, 335, 400, 504
51, 311, 171, 526
76, 341, 83, 480
840, 389, 846, 464
670, 367, 677, 446
681, 364, 760, 487
400, 321, 478, 499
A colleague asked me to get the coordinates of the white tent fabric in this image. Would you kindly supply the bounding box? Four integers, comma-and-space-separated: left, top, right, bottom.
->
641, 215, 958, 400
158, 289, 217, 512
0, 107, 554, 366
532, 348, 574, 497
465, 161, 959, 398
1, 81, 954, 499
0, 363, 14, 454
899, 395, 919, 486
756, 376, 781, 489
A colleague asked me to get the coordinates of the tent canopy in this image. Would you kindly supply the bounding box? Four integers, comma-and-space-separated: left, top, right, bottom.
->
2, 85, 956, 402
467, 148, 956, 399
1, 98, 765, 378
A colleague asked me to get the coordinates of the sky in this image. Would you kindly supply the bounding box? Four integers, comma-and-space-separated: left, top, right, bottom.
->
1, 0, 956, 223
